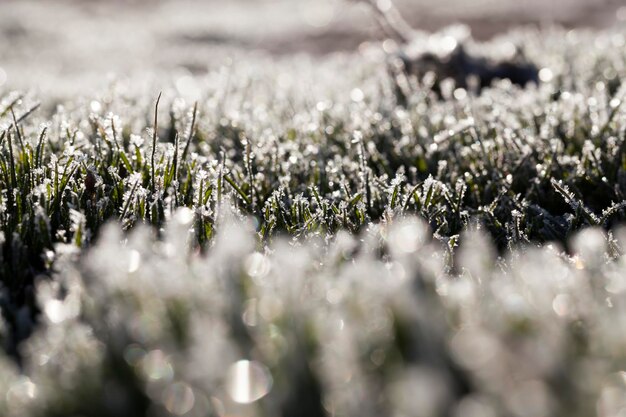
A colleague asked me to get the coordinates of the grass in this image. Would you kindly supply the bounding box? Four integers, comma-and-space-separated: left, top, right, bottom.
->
1, 31, 625, 286
0, 22, 625, 417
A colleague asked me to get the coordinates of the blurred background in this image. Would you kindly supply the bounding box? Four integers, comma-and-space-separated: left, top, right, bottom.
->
0, 0, 624, 93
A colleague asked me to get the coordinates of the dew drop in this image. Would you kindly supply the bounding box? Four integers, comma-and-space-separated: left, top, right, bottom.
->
552, 294, 571, 317
350, 88, 364, 102
142, 350, 174, 382
162, 382, 195, 416
90, 100, 102, 113
225, 360, 273, 404
244, 253, 270, 279
453, 88, 467, 100
44, 299, 67, 324
539, 68, 553, 83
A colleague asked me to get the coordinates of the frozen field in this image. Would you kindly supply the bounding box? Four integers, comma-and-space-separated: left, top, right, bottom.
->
1, 1, 626, 417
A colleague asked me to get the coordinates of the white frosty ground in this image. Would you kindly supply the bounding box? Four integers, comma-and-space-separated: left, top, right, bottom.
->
0, 0, 621, 95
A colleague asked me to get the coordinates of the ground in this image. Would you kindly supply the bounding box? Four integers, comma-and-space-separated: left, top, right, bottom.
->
0, 0, 622, 94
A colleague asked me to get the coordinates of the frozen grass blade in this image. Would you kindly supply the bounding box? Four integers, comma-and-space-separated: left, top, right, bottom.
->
151, 92, 162, 194
181, 101, 197, 163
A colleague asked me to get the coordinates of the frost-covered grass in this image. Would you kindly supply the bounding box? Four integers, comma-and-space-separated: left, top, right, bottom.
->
0, 23, 626, 416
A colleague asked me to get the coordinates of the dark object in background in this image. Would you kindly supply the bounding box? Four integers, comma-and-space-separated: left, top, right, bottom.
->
361, 0, 540, 99
400, 42, 539, 97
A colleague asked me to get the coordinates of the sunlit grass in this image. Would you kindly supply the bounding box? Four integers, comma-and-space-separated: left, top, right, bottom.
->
0, 23, 625, 417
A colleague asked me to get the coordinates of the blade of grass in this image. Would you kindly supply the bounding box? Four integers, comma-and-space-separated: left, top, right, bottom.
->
151, 92, 162, 194
224, 174, 251, 206
181, 101, 197, 162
